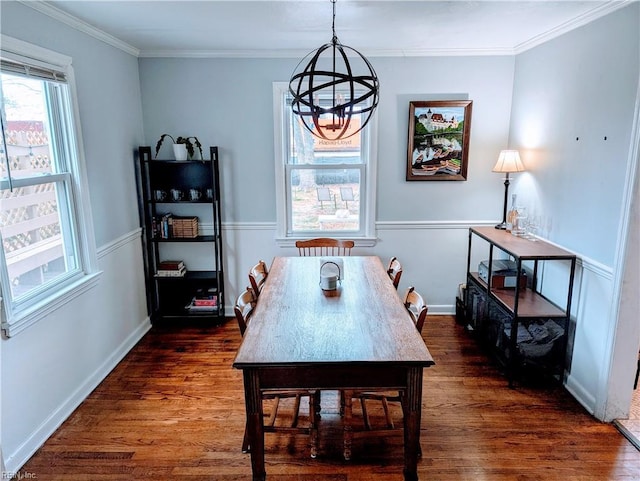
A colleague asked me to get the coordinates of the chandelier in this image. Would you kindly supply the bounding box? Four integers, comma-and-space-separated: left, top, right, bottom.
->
288, 0, 379, 141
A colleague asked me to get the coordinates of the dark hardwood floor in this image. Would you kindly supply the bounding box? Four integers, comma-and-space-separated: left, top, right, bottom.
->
20, 316, 640, 480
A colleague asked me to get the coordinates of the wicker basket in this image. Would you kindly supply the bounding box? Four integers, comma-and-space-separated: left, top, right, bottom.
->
171, 216, 198, 238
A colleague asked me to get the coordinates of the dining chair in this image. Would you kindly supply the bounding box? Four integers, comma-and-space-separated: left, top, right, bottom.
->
295, 238, 355, 256
403, 286, 428, 334
248, 259, 268, 297
387, 256, 403, 290
234, 288, 320, 458
342, 286, 428, 460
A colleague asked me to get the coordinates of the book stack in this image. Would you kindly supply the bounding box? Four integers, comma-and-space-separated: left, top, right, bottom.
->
156, 260, 186, 277
152, 213, 173, 239
185, 287, 218, 313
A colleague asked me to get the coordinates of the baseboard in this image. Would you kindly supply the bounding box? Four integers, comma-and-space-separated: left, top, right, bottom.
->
4, 318, 151, 473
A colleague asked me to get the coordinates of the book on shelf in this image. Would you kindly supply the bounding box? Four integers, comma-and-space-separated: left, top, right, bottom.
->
156, 266, 187, 277
152, 213, 173, 238
193, 297, 217, 307
185, 297, 218, 312
158, 260, 185, 271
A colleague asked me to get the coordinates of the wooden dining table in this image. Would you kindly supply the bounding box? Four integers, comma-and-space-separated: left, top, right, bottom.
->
233, 256, 435, 481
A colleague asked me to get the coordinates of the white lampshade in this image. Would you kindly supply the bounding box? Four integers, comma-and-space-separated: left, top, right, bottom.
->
492, 150, 525, 173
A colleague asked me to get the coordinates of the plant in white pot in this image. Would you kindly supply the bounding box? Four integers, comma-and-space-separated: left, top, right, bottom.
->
155, 134, 203, 160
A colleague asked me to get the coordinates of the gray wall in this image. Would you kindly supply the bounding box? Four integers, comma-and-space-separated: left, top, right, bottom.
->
139, 55, 515, 225
510, 5, 638, 267
509, 4, 639, 419
1, 2, 150, 471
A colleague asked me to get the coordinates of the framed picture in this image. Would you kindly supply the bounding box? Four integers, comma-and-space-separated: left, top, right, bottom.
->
406, 100, 473, 181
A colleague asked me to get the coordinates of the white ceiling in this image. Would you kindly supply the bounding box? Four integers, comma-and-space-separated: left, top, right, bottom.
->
28, 1, 631, 57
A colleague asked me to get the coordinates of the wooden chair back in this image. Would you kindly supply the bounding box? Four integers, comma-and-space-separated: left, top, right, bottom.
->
403, 286, 428, 334
387, 256, 403, 289
295, 238, 355, 256
248, 260, 269, 296
234, 288, 257, 336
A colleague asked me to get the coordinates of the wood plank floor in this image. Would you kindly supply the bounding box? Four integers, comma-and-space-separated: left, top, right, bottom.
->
20, 316, 640, 480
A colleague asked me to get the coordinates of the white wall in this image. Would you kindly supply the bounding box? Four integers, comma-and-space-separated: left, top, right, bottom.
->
508, 3, 639, 419
0, 3, 150, 471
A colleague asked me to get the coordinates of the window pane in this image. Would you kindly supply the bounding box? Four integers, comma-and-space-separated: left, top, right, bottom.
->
289, 168, 360, 233
1, 71, 80, 304
1, 73, 55, 180
1, 180, 77, 301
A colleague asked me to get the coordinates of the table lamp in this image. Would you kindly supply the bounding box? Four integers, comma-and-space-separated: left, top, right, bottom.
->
492, 150, 525, 229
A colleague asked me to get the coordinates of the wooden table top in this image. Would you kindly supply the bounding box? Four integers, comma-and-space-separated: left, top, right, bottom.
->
233, 256, 435, 369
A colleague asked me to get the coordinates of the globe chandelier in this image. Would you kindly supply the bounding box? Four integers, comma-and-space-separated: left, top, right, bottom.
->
288, 0, 379, 141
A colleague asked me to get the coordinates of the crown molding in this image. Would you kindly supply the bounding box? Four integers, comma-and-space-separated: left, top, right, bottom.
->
514, 0, 632, 54
139, 46, 516, 59
20, 0, 632, 59
20, 1, 140, 57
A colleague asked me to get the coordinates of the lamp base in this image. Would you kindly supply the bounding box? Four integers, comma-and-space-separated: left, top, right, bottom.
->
495, 222, 507, 230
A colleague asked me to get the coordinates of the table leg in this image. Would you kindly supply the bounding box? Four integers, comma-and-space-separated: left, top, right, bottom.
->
342, 389, 353, 461
243, 370, 266, 481
403, 367, 423, 481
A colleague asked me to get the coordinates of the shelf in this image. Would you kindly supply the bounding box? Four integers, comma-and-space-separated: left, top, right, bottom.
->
148, 200, 213, 204
152, 235, 215, 242
470, 226, 575, 260
154, 270, 220, 281
145, 159, 212, 165
468, 272, 566, 318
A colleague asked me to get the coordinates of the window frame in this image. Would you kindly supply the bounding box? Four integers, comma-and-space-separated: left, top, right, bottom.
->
272, 82, 378, 246
0, 35, 100, 337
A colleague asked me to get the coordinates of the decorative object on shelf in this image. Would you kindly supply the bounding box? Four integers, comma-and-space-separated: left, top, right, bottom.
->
406, 100, 473, 181
288, 0, 379, 142
154, 134, 203, 160
189, 188, 201, 201
506, 193, 518, 232
170, 188, 183, 201
492, 149, 525, 229
171, 216, 199, 238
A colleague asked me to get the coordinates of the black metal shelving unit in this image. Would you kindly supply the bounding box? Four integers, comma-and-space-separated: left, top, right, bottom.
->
135, 146, 224, 325
463, 226, 576, 386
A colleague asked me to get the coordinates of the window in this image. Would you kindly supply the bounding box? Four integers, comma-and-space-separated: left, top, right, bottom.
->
273, 82, 377, 244
0, 36, 99, 336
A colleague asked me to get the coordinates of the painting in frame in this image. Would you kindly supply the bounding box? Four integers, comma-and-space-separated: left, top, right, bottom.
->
406, 100, 472, 181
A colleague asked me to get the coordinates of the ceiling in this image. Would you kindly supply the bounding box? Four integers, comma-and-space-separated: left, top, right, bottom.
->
27, 1, 630, 57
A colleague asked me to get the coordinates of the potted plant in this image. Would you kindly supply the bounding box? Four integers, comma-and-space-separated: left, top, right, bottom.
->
155, 134, 203, 160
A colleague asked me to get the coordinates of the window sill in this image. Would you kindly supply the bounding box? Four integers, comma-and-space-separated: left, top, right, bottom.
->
1, 271, 103, 338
